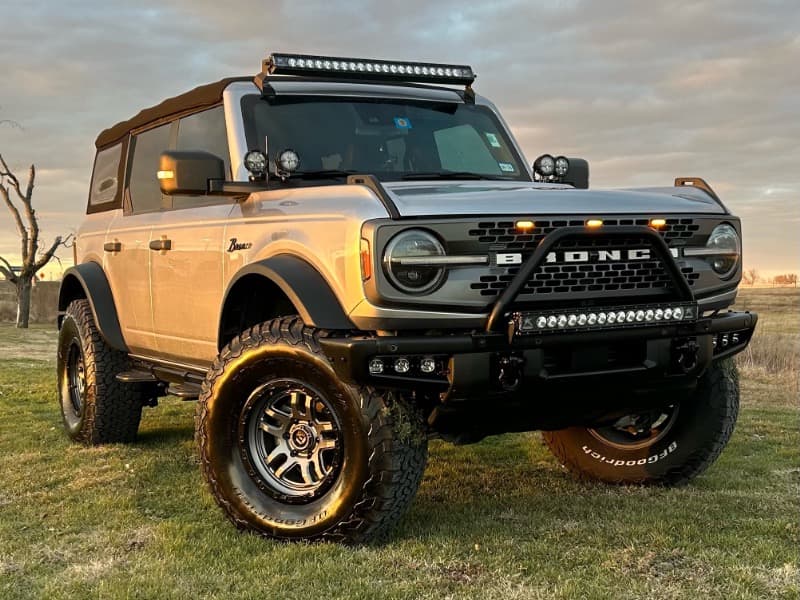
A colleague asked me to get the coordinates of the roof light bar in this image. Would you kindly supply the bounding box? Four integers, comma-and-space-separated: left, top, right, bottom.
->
264, 53, 476, 85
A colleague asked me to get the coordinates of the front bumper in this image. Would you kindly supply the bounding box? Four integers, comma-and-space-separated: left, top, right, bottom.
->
320, 310, 757, 392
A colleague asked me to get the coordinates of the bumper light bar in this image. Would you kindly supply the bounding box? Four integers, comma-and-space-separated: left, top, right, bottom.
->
515, 303, 698, 335
264, 53, 476, 85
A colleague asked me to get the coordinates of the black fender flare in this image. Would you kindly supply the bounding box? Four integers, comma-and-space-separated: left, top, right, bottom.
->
221, 255, 356, 333
58, 263, 128, 352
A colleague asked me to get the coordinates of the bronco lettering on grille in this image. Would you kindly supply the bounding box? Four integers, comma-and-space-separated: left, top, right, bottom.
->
495, 247, 679, 266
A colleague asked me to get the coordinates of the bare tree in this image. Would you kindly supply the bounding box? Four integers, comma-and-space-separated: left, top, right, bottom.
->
0, 153, 72, 327
742, 267, 759, 286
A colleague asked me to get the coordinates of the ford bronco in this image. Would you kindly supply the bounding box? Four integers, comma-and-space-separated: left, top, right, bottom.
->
57, 53, 757, 543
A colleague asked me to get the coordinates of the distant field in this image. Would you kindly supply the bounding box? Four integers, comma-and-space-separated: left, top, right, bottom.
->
0, 288, 797, 599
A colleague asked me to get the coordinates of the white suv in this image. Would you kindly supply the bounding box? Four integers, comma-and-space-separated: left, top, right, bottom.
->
57, 53, 757, 543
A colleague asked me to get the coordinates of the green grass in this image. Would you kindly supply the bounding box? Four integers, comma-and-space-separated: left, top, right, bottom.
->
0, 289, 798, 599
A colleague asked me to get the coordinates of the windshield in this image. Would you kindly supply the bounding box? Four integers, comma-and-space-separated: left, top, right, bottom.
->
241, 95, 530, 181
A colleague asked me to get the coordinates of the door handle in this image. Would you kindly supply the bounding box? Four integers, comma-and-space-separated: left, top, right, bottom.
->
149, 238, 172, 252
103, 241, 121, 253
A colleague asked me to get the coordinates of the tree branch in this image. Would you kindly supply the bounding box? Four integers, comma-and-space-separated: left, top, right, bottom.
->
33, 233, 73, 273
0, 254, 18, 284
0, 154, 33, 264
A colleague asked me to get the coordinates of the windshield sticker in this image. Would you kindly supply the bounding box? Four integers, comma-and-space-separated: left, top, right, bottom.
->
498, 162, 515, 173
393, 117, 412, 129
485, 133, 501, 148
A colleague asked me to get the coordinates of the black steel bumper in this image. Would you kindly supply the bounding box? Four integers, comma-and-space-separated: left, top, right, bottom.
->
320, 310, 757, 391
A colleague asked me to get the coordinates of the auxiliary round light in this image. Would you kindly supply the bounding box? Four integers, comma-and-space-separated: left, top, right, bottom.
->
626, 311, 636, 323
536, 316, 548, 329
587, 313, 598, 325
645, 309, 655, 322
655, 308, 664, 321
617, 311, 627, 323
368, 358, 384, 375
243, 150, 268, 179
547, 315, 558, 328
277, 148, 300, 174
606, 312, 616, 324
534, 154, 556, 177
394, 358, 410, 373
420, 357, 437, 374
557, 315, 568, 328
598, 313, 608, 324
635, 310, 645, 322
664, 308, 673, 320
554, 156, 570, 178
673, 307, 684, 320
577, 314, 588, 326
567, 314, 578, 327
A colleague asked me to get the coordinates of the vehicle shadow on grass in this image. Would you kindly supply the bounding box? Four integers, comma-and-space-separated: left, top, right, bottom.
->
127, 418, 697, 547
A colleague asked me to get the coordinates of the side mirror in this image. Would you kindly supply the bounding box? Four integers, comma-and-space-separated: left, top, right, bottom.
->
157, 150, 225, 195
562, 157, 589, 189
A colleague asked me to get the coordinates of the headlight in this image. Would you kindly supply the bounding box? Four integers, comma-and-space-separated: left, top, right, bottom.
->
383, 229, 446, 294
705, 223, 741, 277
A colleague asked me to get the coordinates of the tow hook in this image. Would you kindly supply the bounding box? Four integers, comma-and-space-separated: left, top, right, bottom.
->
497, 355, 525, 391
674, 339, 700, 373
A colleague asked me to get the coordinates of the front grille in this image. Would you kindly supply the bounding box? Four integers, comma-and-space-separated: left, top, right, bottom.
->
468, 231, 701, 301
468, 217, 701, 250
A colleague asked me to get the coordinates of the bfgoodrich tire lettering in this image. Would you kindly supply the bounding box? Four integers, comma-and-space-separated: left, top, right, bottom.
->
56, 299, 144, 444
196, 317, 428, 543
542, 359, 739, 485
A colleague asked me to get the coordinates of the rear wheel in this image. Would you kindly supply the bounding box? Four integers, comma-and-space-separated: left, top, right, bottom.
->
542, 359, 739, 485
57, 299, 144, 444
197, 317, 428, 543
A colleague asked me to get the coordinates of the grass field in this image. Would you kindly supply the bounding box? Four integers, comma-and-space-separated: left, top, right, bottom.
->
0, 289, 797, 599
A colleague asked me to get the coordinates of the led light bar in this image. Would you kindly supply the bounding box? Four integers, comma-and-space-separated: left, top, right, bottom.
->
515, 303, 698, 335
264, 53, 476, 85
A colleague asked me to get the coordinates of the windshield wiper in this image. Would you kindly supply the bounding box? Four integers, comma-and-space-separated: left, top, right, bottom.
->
401, 171, 503, 181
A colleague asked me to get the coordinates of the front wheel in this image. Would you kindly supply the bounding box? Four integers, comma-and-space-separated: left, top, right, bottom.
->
542, 359, 739, 485
196, 317, 428, 543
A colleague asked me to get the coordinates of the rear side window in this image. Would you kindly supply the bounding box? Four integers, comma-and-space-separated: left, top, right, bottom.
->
88, 144, 122, 211
128, 123, 171, 213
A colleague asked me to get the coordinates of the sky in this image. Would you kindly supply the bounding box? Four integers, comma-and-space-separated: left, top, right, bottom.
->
0, 0, 798, 279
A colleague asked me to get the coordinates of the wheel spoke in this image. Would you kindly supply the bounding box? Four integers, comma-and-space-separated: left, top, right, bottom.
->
299, 460, 315, 485
265, 444, 288, 466
259, 421, 284, 437
274, 458, 297, 479
317, 437, 337, 451
316, 421, 335, 433
264, 405, 290, 427
290, 391, 313, 420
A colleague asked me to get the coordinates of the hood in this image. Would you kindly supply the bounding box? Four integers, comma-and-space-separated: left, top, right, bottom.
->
381, 181, 726, 217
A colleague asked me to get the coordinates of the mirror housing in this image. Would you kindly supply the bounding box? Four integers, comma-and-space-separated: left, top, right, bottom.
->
158, 150, 225, 195
562, 157, 589, 189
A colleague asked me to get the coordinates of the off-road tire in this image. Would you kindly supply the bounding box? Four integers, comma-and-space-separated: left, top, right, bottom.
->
542, 359, 739, 485
57, 299, 144, 444
196, 316, 428, 544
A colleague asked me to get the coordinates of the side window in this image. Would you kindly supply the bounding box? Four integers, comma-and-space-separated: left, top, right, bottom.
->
434, 125, 503, 175
172, 106, 231, 210
176, 106, 229, 171
128, 123, 171, 213
89, 144, 122, 207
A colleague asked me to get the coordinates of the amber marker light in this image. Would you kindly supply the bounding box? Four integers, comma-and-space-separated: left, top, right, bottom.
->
516, 220, 535, 231
650, 218, 666, 228
586, 219, 604, 228
360, 239, 372, 281
156, 170, 174, 180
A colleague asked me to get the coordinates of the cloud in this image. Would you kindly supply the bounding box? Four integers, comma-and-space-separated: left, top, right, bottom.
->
1, 0, 798, 272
